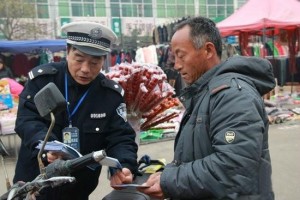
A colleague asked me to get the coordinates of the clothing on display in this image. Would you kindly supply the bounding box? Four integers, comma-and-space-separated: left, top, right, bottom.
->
0, 50, 65, 78
267, 56, 300, 86
152, 17, 190, 45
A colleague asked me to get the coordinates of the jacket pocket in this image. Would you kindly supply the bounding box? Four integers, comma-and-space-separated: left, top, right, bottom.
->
81, 119, 108, 153
82, 119, 106, 134
192, 113, 214, 158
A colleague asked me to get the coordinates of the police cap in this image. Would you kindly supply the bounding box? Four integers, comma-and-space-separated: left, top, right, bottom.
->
61, 21, 117, 56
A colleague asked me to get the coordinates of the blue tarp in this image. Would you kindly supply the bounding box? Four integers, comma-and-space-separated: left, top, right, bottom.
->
0, 39, 67, 53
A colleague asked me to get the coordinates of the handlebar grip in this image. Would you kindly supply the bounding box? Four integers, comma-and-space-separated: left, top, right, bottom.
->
45, 150, 106, 178
66, 152, 96, 171
65, 150, 107, 171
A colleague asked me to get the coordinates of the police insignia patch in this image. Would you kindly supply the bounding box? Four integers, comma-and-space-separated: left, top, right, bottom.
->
89, 27, 102, 39
225, 131, 235, 143
116, 103, 127, 122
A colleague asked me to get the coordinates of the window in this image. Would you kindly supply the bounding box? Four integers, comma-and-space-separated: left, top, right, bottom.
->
59, 1, 70, 16
111, 3, 121, 17
27, 0, 49, 19
187, 5, 195, 16
208, 5, 217, 18
157, 4, 166, 18
217, 5, 225, 18
177, 5, 185, 17
155, 0, 195, 18
68, 0, 99, 17
227, 5, 234, 15
95, 2, 106, 16
71, 3, 82, 16
122, 4, 133, 17
167, 5, 176, 18
110, 0, 153, 17
137, 4, 143, 17
144, 4, 153, 17
37, 4, 49, 18
84, 3, 94, 16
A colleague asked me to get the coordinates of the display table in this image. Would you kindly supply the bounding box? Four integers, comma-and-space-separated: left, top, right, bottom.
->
0, 113, 18, 157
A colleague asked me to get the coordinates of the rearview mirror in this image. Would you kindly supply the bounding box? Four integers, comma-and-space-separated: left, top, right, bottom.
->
34, 82, 66, 118
33, 82, 67, 174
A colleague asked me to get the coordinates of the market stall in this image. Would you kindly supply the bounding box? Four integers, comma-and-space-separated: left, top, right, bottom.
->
0, 78, 23, 156
0, 39, 66, 54
217, 0, 300, 124
217, 0, 300, 89
0, 39, 182, 144
0, 39, 66, 78
0, 40, 66, 154
105, 62, 184, 144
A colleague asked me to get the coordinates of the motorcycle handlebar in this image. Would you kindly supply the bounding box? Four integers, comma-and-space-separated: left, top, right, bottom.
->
45, 150, 106, 178
0, 150, 107, 200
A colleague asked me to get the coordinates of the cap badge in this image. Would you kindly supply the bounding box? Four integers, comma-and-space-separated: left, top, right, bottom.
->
225, 131, 235, 143
89, 27, 102, 39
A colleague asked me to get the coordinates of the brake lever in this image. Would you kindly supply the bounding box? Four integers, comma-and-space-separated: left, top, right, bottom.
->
8, 176, 75, 200
40, 176, 76, 188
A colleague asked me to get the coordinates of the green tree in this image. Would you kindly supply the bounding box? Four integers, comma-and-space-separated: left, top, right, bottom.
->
0, 0, 43, 40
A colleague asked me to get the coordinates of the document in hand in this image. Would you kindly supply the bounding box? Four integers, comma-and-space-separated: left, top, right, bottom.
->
36, 140, 82, 159
111, 184, 150, 189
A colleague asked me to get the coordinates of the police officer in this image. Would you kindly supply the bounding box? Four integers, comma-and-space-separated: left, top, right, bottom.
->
13, 21, 138, 200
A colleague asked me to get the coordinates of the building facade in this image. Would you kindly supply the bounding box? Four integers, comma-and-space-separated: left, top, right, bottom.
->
1, 0, 247, 40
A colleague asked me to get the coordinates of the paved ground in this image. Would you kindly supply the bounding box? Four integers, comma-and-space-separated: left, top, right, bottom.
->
1, 119, 300, 200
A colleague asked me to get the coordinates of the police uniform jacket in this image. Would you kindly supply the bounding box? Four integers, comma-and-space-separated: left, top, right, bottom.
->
160, 56, 275, 200
13, 61, 138, 199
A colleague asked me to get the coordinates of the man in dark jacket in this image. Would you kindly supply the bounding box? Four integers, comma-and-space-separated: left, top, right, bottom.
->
0, 57, 14, 79
13, 21, 138, 200
138, 17, 275, 199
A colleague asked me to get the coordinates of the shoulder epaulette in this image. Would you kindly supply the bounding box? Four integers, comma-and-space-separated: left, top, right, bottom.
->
28, 65, 58, 80
208, 74, 232, 95
101, 78, 124, 97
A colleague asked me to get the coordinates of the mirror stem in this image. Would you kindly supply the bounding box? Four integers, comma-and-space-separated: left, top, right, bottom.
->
37, 112, 55, 175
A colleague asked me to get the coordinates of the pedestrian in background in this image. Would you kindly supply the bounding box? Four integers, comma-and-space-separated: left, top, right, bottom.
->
0, 57, 14, 79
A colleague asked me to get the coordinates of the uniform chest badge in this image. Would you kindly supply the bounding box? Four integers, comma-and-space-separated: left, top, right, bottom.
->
90, 113, 106, 119
225, 131, 235, 143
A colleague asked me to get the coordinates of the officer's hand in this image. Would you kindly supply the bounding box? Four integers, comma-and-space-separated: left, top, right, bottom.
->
137, 172, 165, 199
110, 168, 133, 189
46, 151, 64, 163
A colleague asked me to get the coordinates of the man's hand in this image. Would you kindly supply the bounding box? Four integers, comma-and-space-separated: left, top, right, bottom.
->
137, 172, 165, 199
110, 168, 133, 189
